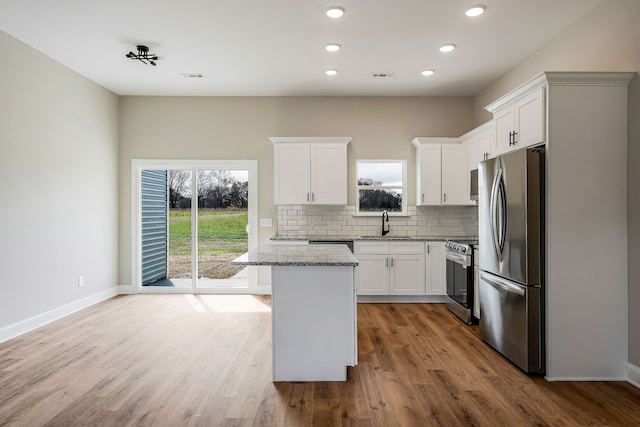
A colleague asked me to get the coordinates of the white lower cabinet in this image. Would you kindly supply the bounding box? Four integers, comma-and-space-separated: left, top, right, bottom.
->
425, 241, 446, 295
355, 255, 389, 295
355, 241, 425, 295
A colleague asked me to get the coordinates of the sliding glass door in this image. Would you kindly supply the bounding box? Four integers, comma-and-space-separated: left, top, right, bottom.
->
133, 160, 258, 293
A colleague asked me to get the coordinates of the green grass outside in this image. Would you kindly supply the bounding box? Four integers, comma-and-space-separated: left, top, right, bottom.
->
169, 209, 248, 256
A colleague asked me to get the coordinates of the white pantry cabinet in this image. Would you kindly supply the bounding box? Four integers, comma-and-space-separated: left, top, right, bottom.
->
270, 137, 351, 205
354, 241, 425, 295
488, 86, 545, 156
412, 138, 472, 206
425, 241, 446, 295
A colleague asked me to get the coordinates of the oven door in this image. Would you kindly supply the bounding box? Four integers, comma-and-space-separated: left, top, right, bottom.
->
446, 251, 472, 308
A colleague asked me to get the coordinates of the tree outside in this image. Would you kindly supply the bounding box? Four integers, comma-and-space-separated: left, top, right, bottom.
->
357, 177, 403, 212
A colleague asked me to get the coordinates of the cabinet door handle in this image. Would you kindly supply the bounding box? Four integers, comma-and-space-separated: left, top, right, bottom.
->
422, 193, 424, 203
391, 257, 394, 267
307, 193, 310, 202
508, 131, 513, 145
443, 193, 447, 203
386, 258, 389, 267
512, 131, 518, 145
311, 192, 315, 202
427, 244, 430, 254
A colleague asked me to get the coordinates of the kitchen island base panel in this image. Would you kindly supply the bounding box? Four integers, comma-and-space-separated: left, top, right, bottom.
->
272, 265, 357, 382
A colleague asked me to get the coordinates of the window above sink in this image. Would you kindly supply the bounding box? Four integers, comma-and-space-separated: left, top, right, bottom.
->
355, 159, 407, 216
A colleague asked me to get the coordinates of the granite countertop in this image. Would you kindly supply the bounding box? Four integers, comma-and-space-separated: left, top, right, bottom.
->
231, 244, 358, 267
270, 235, 477, 242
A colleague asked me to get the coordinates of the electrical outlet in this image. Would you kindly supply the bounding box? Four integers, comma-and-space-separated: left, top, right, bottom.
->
78, 275, 84, 287
260, 217, 273, 227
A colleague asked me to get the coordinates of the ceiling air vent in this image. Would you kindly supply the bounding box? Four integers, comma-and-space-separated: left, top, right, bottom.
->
180, 73, 205, 78
372, 73, 395, 78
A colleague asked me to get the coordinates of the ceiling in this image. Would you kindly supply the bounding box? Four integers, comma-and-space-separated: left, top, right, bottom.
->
0, 0, 603, 97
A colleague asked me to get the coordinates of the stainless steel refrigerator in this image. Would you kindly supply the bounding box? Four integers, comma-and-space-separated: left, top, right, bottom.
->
478, 147, 545, 374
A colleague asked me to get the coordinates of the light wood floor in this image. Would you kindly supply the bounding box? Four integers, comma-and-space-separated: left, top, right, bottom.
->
1, 295, 639, 426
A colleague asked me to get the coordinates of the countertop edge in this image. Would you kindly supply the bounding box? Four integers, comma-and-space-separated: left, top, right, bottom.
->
231, 244, 359, 267
270, 235, 478, 242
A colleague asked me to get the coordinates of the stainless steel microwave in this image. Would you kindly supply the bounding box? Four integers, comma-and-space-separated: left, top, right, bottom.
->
470, 169, 478, 201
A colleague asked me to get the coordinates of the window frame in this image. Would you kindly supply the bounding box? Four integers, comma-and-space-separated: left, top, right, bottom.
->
355, 159, 407, 216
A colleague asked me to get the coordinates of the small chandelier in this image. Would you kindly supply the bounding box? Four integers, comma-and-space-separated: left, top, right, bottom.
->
126, 45, 158, 66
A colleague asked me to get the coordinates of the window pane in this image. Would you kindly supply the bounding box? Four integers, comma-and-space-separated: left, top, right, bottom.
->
358, 189, 403, 212
357, 162, 403, 186
168, 169, 192, 282
196, 169, 249, 285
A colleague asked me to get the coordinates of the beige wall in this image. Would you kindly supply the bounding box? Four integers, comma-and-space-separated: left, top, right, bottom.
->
0, 31, 119, 333
473, 0, 639, 125
118, 96, 474, 286
472, 0, 640, 368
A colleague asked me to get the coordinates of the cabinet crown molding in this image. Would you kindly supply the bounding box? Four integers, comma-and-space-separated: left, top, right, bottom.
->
543, 71, 634, 86
411, 137, 460, 147
485, 71, 634, 113
270, 137, 352, 145
459, 120, 494, 142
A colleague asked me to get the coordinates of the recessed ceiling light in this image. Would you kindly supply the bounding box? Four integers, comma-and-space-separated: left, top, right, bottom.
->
325, 43, 341, 52
440, 43, 456, 53
465, 5, 486, 17
421, 70, 435, 76
325, 69, 339, 76
326, 6, 345, 18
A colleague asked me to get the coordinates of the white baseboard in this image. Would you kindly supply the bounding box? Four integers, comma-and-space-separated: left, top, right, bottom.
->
357, 295, 448, 303
118, 285, 136, 294
0, 287, 119, 344
628, 363, 640, 389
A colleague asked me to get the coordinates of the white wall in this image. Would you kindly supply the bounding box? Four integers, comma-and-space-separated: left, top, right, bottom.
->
118, 96, 474, 287
0, 31, 119, 338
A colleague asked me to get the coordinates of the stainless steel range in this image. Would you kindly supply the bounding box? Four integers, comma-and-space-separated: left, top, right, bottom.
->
445, 240, 478, 324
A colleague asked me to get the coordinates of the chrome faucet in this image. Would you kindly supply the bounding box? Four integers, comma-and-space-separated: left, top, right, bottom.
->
382, 210, 390, 236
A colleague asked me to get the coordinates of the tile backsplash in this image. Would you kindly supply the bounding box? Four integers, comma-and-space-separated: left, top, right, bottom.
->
276, 205, 478, 239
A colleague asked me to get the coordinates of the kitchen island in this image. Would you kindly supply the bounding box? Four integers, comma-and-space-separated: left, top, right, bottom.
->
232, 244, 358, 382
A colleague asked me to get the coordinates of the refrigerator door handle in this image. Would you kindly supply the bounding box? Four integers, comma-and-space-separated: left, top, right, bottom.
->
490, 168, 503, 262
490, 167, 508, 263
496, 170, 507, 257
480, 272, 525, 296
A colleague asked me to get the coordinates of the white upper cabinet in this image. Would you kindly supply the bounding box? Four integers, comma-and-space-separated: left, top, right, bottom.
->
273, 143, 311, 205
416, 144, 442, 205
487, 86, 545, 156
271, 137, 351, 205
412, 138, 472, 206
441, 144, 469, 205
461, 121, 496, 205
